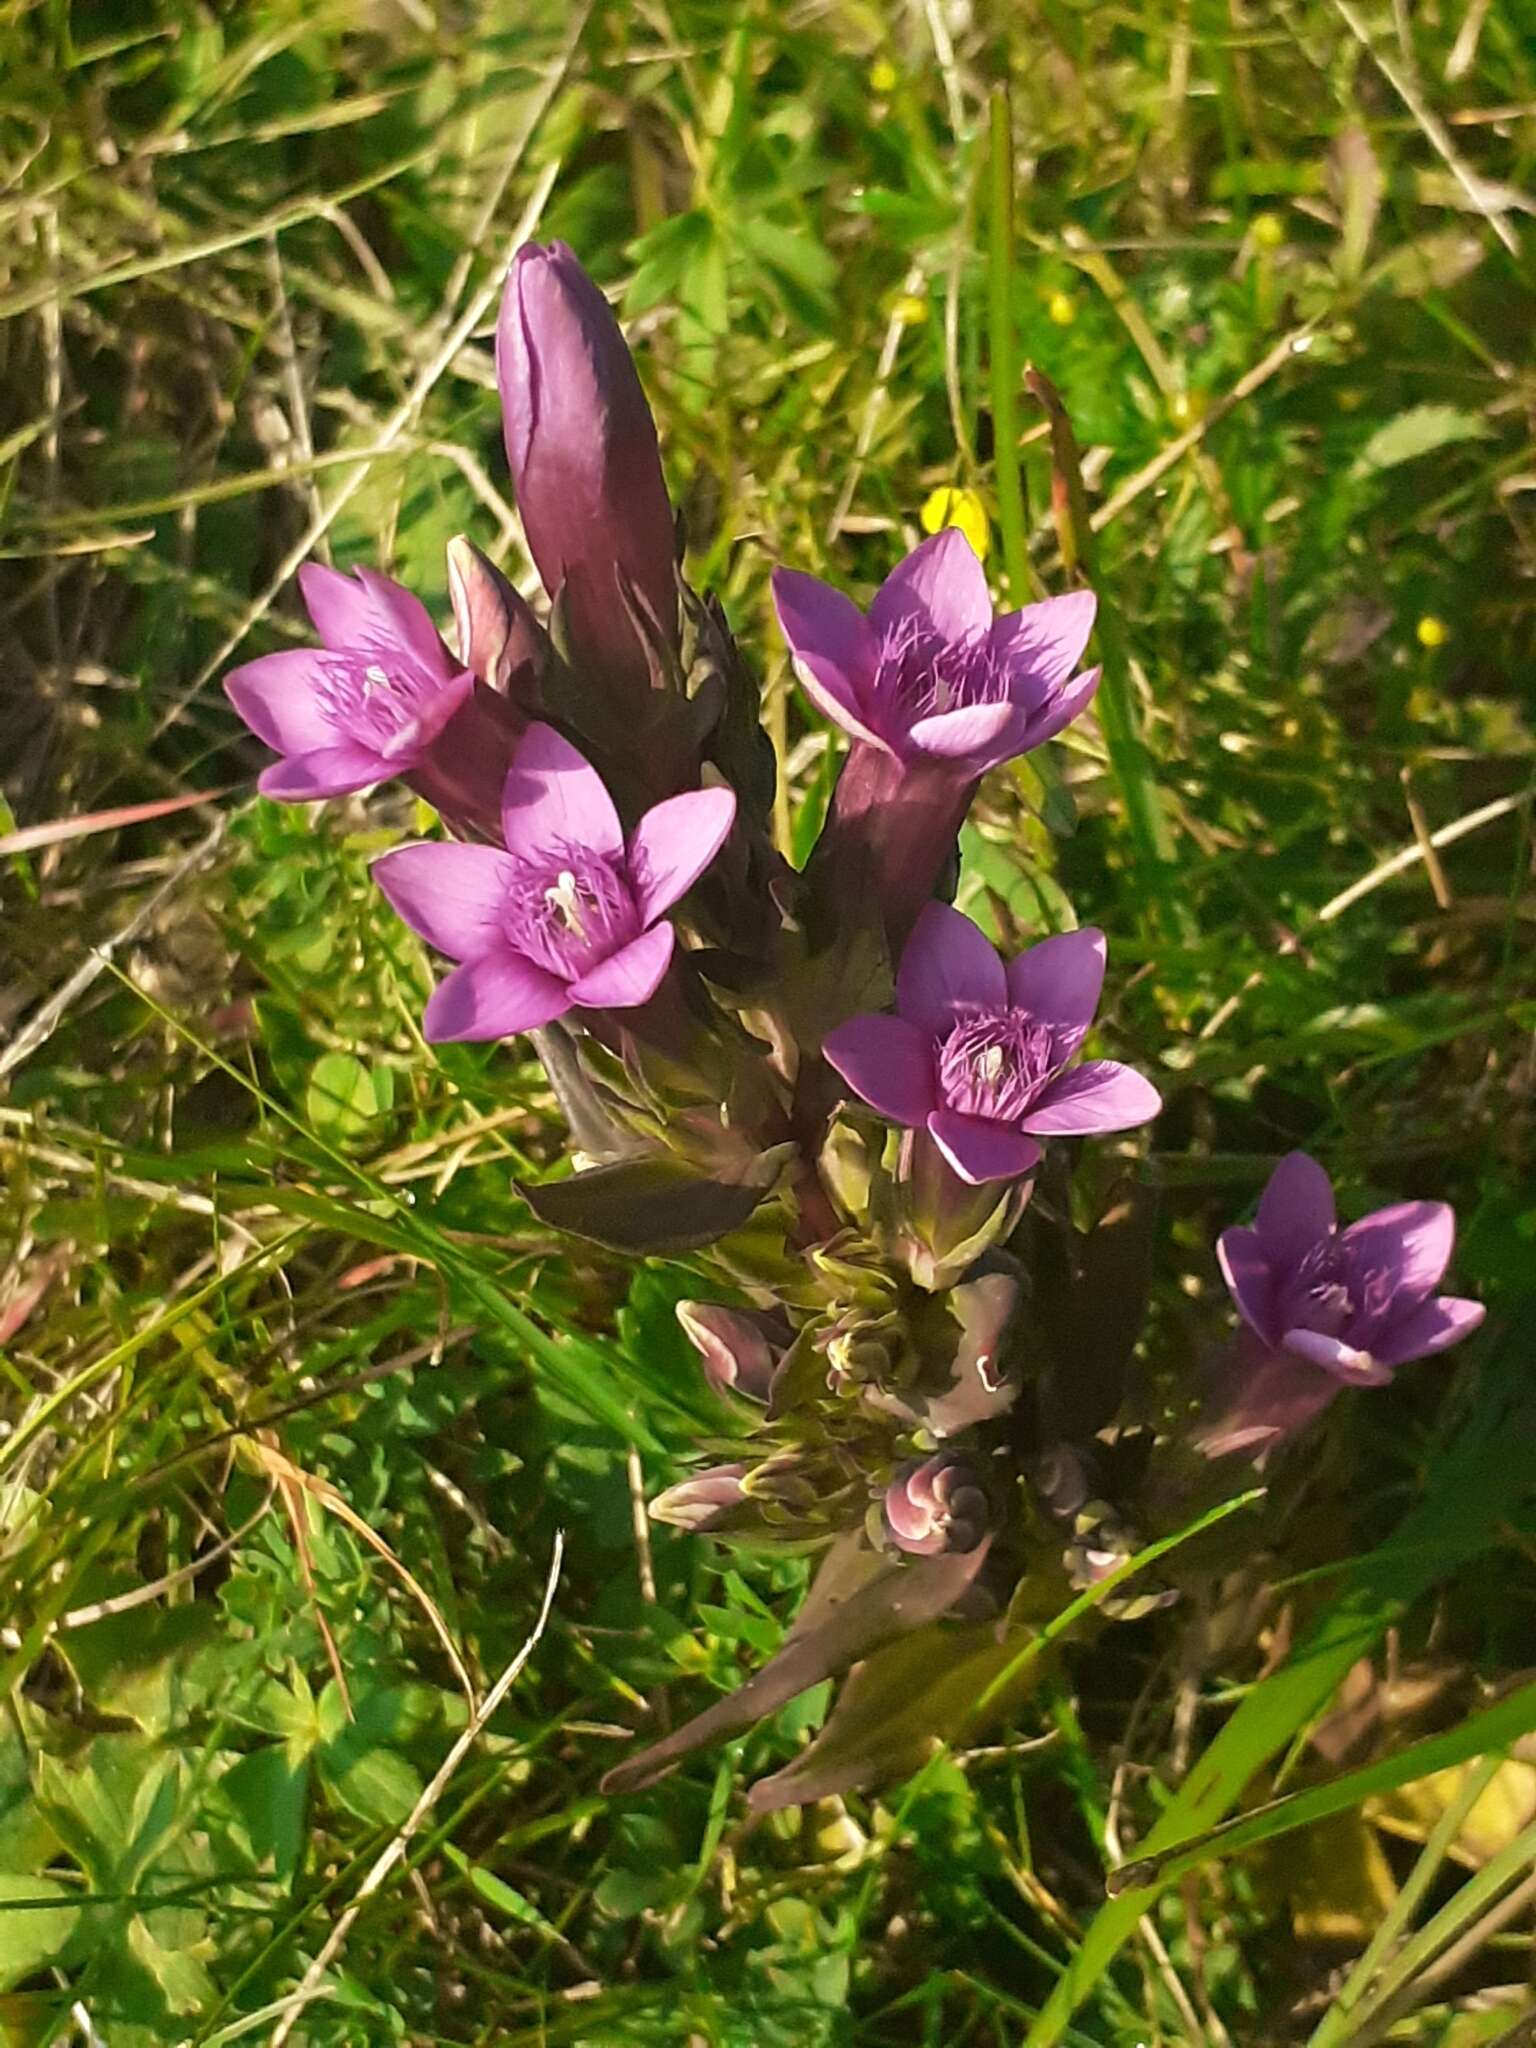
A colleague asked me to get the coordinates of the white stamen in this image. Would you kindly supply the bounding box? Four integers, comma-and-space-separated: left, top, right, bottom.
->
544, 869, 587, 939
361, 662, 391, 699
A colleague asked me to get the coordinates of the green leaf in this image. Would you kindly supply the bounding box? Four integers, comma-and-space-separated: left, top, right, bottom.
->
0, 1873, 80, 1991
519, 1146, 791, 1256
306, 1051, 392, 1144
443, 1844, 564, 1941
1349, 404, 1490, 480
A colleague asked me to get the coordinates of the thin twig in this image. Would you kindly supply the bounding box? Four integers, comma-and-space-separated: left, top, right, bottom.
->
267, 1532, 564, 2048
1329, 0, 1520, 256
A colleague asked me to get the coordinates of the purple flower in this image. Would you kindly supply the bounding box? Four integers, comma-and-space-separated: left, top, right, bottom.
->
1201, 1152, 1485, 1459
772, 529, 1099, 777
883, 1454, 989, 1557
822, 902, 1161, 1186
676, 1301, 781, 1404
650, 1463, 750, 1534
372, 721, 734, 1042
497, 242, 677, 694
225, 563, 475, 802
446, 535, 545, 700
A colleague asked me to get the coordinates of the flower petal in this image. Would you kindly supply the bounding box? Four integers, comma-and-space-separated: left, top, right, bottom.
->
1005, 927, 1106, 1047
500, 721, 623, 862
1279, 1328, 1395, 1386
423, 954, 571, 1041
822, 1013, 936, 1124
1195, 1329, 1340, 1464
771, 568, 885, 748
926, 1110, 1042, 1185
1018, 665, 1102, 748
257, 747, 384, 800
1340, 1200, 1455, 1313
567, 922, 675, 1009
371, 842, 517, 960
990, 589, 1097, 691
1019, 1060, 1161, 1136
354, 566, 455, 676
627, 786, 737, 925
226, 650, 341, 754
297, 563, 375, 650
1216, 1224, 1279, 1346
905, 701, 1016, 764
896, 901, 1006, 1036
870, 529, 992, 645
1372, 1294, 1485, 1369
1254, 1152, 1336, 1265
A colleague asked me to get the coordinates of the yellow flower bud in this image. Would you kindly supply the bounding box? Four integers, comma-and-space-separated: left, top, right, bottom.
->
920, 486, 990, 561
869, 57, 898, 93
1416, 615, 1448, 649
1252, 211, 1285, 249
1046, 290, 1076, 327
893, 292, 929, 326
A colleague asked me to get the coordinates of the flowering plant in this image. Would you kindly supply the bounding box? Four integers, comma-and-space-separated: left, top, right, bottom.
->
226, 240, 1484, 1810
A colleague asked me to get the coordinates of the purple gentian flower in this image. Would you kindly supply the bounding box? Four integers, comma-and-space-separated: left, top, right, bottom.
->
676, 1302, 781, 1404
497, 242, 678, 694
225, 563, 475, 802
650, 1463, 750, 1533
772, 529, 1099, 777
883, 1454, 989, 1557
372, 721, 734, 1042
1200, 1152, 1485, 1460
822, 902, 1161, 1185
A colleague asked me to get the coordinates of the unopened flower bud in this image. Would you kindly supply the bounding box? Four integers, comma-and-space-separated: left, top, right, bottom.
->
676, 1301, 778, 1404
882, 1455, 988, 1558
496, 241, 678, 699
650, 1462, 749, 1533
446, 535, 545, 701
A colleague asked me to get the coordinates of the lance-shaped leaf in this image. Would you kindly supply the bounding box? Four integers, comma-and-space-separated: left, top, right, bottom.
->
600, 1530, 992, 1795
519, 1143, 793, 1256
746, 1615, 1053, 1813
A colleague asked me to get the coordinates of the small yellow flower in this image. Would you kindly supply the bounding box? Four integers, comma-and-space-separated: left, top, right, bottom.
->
869, 56, 898, 94
1416, 615, 1448, 649
920, 485, 990, 561
1252, 211, 1285, 249
1046, 290, 1076, 327
893, 292, 929, 326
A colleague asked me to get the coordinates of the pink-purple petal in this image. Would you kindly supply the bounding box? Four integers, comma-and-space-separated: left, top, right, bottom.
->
257, 747, 384, 800
989, 588, 1097, 690
1216, 1224, 1278, 1346
895, 901, 1007, 1035
771, 568, 886, 749
371, 842, 517, 960
821, 1013, 936, 1125
1372, 1294, 1485, 1369
1341, 1200, 1455, 1308
297, 562, 376, 650
500, 721, 623, 862
1019, 1060, 1161, 1137
355, 565, 455, 676
869, 529, 992, 645
225, 650, 340, 754
1004, 927, 1106, 1037
1018, 665, 1102, 748
926, 1110, 1042, 1186
423, 953, 571, 1042
1254, 1151, 1336, 1264
905, 701, 1016, 763
627, 786, 738, 925
1196, 1330, 1341, 1464
567, 922, 675, 1009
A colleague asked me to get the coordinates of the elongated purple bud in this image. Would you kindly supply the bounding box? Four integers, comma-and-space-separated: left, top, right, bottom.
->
405, 682, 523, 844
650, 1462, 750, 1533
446, 536, 545, 703
676, 1301, 778, 1404
882, 1454, 988, 1557
496, 242, 678, 697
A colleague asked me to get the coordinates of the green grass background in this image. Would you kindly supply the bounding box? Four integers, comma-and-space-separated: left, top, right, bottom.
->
2, 0, 1534, 2040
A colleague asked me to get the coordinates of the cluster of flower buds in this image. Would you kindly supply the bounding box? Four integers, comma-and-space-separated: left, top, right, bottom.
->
226, 239, 1485, 1803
